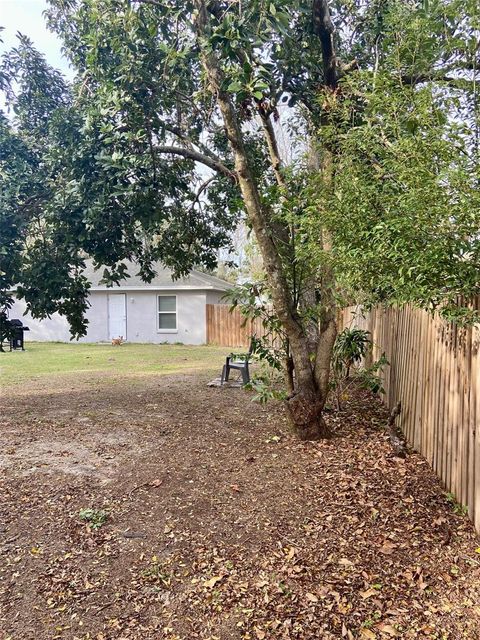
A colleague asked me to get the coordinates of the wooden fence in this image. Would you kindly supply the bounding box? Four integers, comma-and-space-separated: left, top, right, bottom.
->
340, 302, 480, 533
208, 301, 480, 531
206, 304, 268, 347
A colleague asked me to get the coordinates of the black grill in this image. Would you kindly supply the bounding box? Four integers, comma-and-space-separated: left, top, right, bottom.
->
6, 319, 30, 351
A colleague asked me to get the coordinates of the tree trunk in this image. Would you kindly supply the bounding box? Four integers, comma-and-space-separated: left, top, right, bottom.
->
286, 381, 331, 440
194, 0, 333, 440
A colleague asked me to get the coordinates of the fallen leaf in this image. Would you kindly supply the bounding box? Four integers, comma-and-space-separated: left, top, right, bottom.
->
379, 542, 397, 555
418, 577, 429, 590
204, 575, 222, 589
286, 546, 296, 561
377, 623, 400, 637
359, 588, 378, 600
306, 592, 318, 603
338, 558, 354, 566
255, 580, 269, 588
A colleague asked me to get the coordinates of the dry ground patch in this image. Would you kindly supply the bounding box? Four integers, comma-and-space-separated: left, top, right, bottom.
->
0, 344, 479, 640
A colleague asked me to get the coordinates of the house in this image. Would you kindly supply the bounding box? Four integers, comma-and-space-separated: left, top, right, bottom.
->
8, 261, 234, 345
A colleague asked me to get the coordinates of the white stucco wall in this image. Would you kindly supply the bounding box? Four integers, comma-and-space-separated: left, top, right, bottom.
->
206, 290, 228, 305
123, 290, 207, 344
8, 289, 209, 345
8, 298, 72, 342
82, 291, 110, 342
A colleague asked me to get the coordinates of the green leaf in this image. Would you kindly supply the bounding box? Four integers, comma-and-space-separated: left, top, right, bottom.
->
227, 80, 243, 92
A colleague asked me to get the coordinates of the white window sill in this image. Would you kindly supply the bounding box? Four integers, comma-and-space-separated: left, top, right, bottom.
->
157, 329, 178, 334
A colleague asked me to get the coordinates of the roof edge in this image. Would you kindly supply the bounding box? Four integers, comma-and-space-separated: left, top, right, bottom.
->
89, 285, 231, 292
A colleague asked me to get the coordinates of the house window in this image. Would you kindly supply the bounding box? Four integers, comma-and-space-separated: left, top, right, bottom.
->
158, 295, 177, 330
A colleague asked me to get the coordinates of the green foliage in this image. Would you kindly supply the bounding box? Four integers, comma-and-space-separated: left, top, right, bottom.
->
0, 35, 90, 335
0, 7, 244, 337
223, 282, 288, 371
446, 492, 469, 517
333, 328, 371, 376
305, 0, 480, 321
355, 354, 389, 395
78, 508, 108, 529
141, 556, 172, 587
246, 369, 287, 405
330, 328, 388, 408
318, 79, 480, 319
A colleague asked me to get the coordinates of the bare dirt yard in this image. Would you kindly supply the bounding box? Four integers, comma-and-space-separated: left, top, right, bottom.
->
1, 344, 479, 640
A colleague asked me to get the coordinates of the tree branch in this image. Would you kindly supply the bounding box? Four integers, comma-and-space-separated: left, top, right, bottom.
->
161, 121, 230, 165
401, 72, 478, 88
312, 0, 338, 89
257, 109, 286, 190
256, 108, 292, 250
132, 0, 162, 6
190, 176, 215, 211
154, 145, 236, 181
401, 57, 480, 86
161, 123, 194, 145
311, 1, 339, 387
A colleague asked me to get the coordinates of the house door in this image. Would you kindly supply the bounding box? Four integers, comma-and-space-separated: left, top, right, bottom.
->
108, 294, 127, 340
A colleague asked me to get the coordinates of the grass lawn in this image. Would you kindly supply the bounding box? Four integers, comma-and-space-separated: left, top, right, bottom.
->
0, 341, 229, 386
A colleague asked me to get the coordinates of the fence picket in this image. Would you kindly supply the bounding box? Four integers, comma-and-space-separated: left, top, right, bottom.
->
338, 301, 480, 533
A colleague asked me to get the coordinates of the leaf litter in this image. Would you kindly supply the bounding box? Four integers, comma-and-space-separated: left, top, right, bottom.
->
0, 372, 479, 639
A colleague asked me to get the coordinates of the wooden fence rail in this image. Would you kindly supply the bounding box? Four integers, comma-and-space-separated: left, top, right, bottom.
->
340, 302, 480, 533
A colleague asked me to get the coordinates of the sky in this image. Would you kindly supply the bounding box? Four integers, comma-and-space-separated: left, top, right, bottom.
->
0, 0, 72, 78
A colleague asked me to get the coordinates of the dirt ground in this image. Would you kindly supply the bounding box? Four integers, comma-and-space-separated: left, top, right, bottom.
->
1, 360, 480, 640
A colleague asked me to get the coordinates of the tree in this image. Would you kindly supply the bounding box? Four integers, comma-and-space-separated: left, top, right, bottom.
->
309, 0, 480, 323
1, 1, 479, 439
0, 34, 91, 340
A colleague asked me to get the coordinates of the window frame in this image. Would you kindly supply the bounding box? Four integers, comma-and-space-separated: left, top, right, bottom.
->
157, 294, 178, 333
